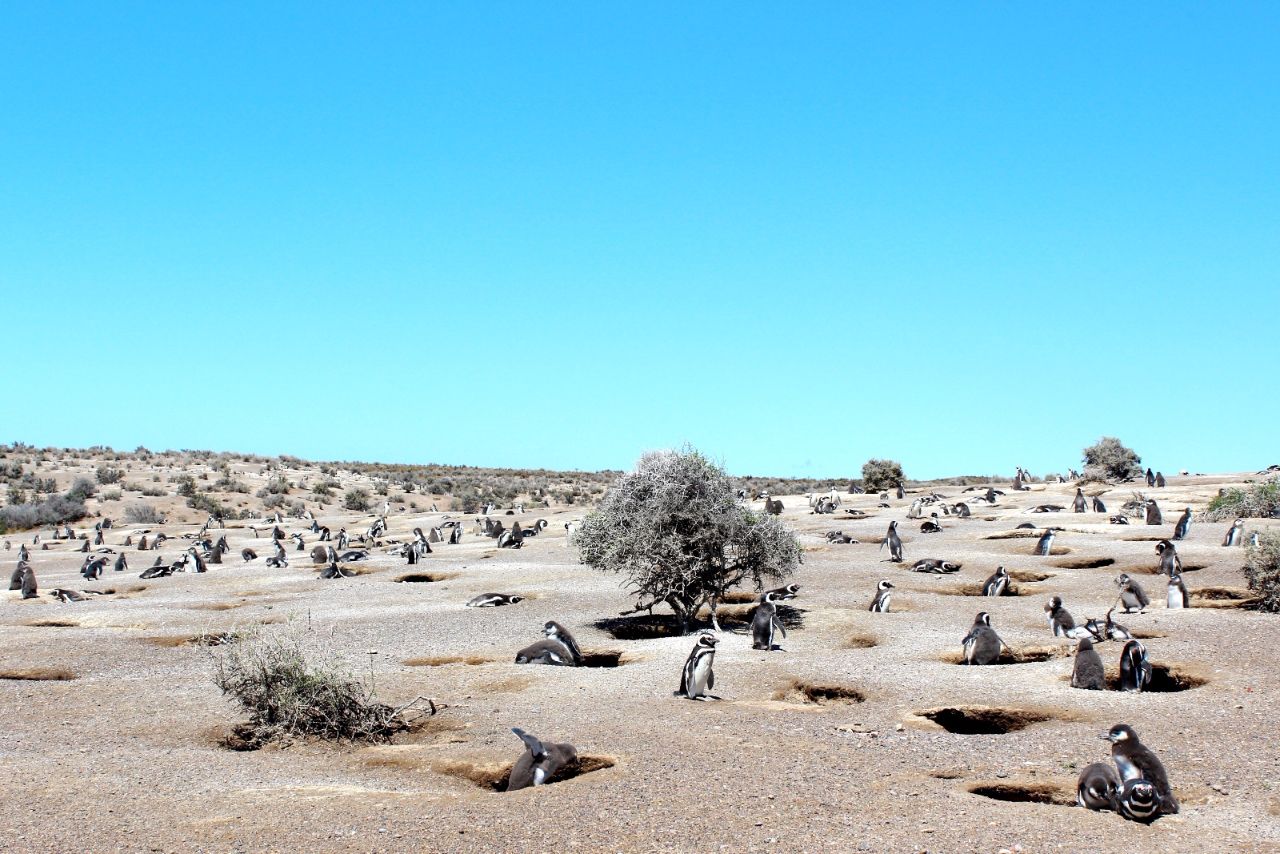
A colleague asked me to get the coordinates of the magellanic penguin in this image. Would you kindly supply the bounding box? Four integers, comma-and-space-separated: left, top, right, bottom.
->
1166, 573, 1189, 609
1145, 500, 1163, 526
762, 583, 800, 601
1071, 637, 1107, 690
505, 728, 578, 791
1103, 723, 1179, 814
1222, 518, 1245, 547
241, 548, 257, 562
675, 633, 719, 700
1092, 496, 1107, 513
961, 612, 1005, 665
8, 560, 27, 591
881, 521, 903, 562
20, 564, 38, 599
980, 566, 1010, 597
751, 592, 787, 650
1116, 779, 1162, 824
1118, 641, 1152, 692
1172, 507, 1192, 541
1083, 608, 1133, 643
466, 593, 525, 608
1155, 540, 1182, 577
911, 558, 961, 574
869, 579, 894, 613
1077, 761, 1121, 810
514, 621, 583, 666
1033, 529, 1055, 556
1044, 596, 1078, 638
319, 547, 355, 579
1115, 573, 1150, 614
1073, 488, 1088, 513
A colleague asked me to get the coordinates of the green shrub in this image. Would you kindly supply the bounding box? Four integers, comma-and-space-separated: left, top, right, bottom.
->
96, 465, 124, 485
861, 459, 905, 492
1081, 437, 1142, 482
67, 477, 97, 501
1243, 531, 1280, 613
344, 489, 371, 512
1205, 480, 1280, 522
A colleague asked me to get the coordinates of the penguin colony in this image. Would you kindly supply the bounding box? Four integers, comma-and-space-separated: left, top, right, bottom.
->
4, 458, 1272, 835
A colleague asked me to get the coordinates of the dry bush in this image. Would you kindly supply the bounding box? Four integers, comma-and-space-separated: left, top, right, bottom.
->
861, 458, 905, 491
1082, 436, 1142, 482
1244, 531, 1280, 613
124, 503, 163, 524
1205, 480, 1280, 522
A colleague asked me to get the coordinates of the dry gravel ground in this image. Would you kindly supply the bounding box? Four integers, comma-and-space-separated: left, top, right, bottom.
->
4, 473, 1280, 853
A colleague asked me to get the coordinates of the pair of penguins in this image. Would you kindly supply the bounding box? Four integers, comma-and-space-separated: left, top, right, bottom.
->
1078, 724, 1180, 822
674, 584, 800, 700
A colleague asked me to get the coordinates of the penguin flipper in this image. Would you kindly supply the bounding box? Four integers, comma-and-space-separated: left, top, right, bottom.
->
511, 728, 548, 761
707, 669, 714, 690
775, 618, 787, 639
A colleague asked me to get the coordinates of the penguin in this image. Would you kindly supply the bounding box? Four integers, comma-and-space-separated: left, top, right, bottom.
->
20, 564, 38, 599
505, 728, 578, 791
291, 532, 306, 552
1155, 540, 1182, 576
920, 515, 942, 534
954, 502, 971, 518
1071, 637, 1107, 690
1115, 573, 1150, 613
1116, 779, 1162, 824
961, 611, 1005, 665
1146, 468, 1155, 488
185, 547, 207, 574
51, 588, 85, 603
18, 544, 29, 562
1118, 641, 1152, 692
1015, 522, 1036, 530
1155, 472, 1166, 488
265, 542, 288, 568
1034, 529, 1055, 556
240, 546, 257, 562
114, 553, 129, 573
868, 579, 894, 612
81, 555, 107, 580
1145, 500, 1163, 526
675, 633, 719, 700
466, 593, 525, 607
1083, 608, 1133, 642
911, 558, 961, 574
1044, 596, 1078, 638
980, 566, 1010, 597
762, 583, 800, 601
1103, 723, 1179, 814
1077, 761, 1121, 810
1166, 573, 1189, 609
320, 547, 355, 579
1222, 518, 1245, 547
751, 591, 787, 651
896, 483, 905, 500
1073, 488, 1088, 513
1092, 496, 1107, 513
1172, 507, 1191, 541
514, 621, 583, 666
1109, 515, 1130, 525
881, 521, 903, 562
9, 560, 27, 590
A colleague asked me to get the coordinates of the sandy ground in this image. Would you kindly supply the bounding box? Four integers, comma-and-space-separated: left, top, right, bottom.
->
4, 468, 1280, 853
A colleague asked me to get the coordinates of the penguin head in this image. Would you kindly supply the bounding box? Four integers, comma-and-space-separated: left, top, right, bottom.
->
1102, 723, 1138, 743
507, 595, 525, 604
1076, 636, 1094, 652
974, 611, 992, 626
696, 633, 718, 648
996, 566, 1008, 577
1168, 573, 1183, 585
1115, 573, 1131, 587
878, 579, 894, 591
1044, 596, 1062, 613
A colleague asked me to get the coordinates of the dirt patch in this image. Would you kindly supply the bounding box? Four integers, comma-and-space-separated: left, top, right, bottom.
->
936, 583, 1031, 597
939, 646, 1064, 665
0, 667, 77, 681
1191, 587, 1260, 608
403, 655, 492, 667
434, 755, 616, 791
984, 531, 1040, 540
25, 618, 80, 628
1051, 557, 1115, 569
146, 632, 239, 648
188, 602, 243, 612
968, 782, 1074, 805
1122, 535, 1168, 542
844, 633, 878, 649
772, 679, 865, 706
396, 573, 457, 584
917, 707, 1054, 735
1008, 570, 1054, 583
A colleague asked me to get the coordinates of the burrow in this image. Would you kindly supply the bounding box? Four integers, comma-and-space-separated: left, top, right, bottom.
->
939, 646, 1065, 666
916, 706, 1056, 735
396, 572, 458, 584
434, 755, 617, 791
772, 679, 865, 706
968, 782, 1074, 805
1051, 557, 1116, 570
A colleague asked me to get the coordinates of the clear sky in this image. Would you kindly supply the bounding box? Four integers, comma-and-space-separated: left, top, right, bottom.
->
3, 3, 1277, 479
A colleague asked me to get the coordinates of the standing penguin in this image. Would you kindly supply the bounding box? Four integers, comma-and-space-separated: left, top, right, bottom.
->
1102, 723, 1179, 814
675, 633, 719, 700
1155, 540, 1183, 576
751, 591, 787, 651
1071, 637, 1107, 690
1222, 518, 1246, 547
981, 566, 1010, 597
1073, 488, 1088, 513
20, 564, 38, 599
1115, 573, 1150, 614
868, 579, 894, 613
1118, 641, 1152, 692
1092, 496, 1107, 513
505, 728, 578, 791
881, 521, 903, 563
1045, 596, 1078, 638
1077, 761, 1121, 810
1145, 468, 1155, 488
896, 483, 905, 500
1155, 472, 1166, 488
1172, 507, 1192, 541
1166, 573, 1189, 609
1034, 529, 1055, 556
8, 560, 27, 590
114, 553, 129, 573
1145, 500, 1163, 526
961, 611, 1005, 665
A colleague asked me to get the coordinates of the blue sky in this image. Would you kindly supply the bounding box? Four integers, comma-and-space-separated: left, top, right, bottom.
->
2, 3, 1277, 479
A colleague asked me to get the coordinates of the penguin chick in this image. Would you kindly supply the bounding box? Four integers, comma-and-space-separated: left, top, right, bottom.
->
514, 621, 583, 666
1115, 573, 1150, 614
505, 728, 577, 791
1076, 761, 1120, 811
1071, 637, 1107, 690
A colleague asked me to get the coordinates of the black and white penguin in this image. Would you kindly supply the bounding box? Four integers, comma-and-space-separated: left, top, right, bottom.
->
1109, 515, 1130, 525
1071, 637, 1107, 690
675, 633, 718, 700
265, 541, 288, 568
1155, 472, 1166, 488
881, 521, 904, 562
920, 514, 942, 534
1145, 500, 1163, 526
954, 502, 971, 518
1115, 573, 1150, 613
1145, 468, 1155, 488
114, 553, 129, 573
1116, 779, 1162, 824
1172, 507, 1191, 541
1092, 496, 1107, 513
1155, 540, 1182, 577
762, 583, 800, 601
980, 566, 1010, 597
911, 558, 961, 574
751, 591, 787, 651
1083, 608, 1133, 643
186, 547, 207, 574
1166, 573, 1189, 609
1222, 518, 1245, 547
868, 579, 894, 612
1044, 596, 1077, 637
1034, 529, 1055, 556
514, 621, 583, 666
20, 564, 38, 599
505, 728, 578, 791
961, 611, 1004, 665
291, 532, 306, 552
896, 483, 905, 500
241, 548, 258, 562
1077, 761, 1120, 810
1103, 724, 1178, 814
81, 555, 108, 580
319, 546, 355, 578
1118, 641, 1152, 692
1073, 488, 1088, 513
466, 593, 524, 607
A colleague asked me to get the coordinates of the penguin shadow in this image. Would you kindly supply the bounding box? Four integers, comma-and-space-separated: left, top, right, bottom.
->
592, 604, 805, 640
432, 755, 618, 792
